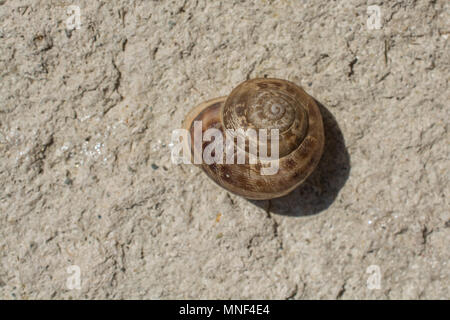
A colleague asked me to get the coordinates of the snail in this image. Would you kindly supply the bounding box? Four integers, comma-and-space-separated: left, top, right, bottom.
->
182, 78, 324, 200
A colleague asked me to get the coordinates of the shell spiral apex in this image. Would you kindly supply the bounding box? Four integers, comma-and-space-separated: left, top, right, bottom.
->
183, 78, 324, 200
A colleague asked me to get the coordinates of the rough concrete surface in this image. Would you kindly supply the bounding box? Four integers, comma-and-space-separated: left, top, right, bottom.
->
0, 0, 449, 299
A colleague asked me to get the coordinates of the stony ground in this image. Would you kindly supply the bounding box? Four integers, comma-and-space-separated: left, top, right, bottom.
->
0, 0, 449, 299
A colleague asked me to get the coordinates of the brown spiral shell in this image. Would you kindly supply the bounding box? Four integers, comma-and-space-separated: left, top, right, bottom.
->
183, 78, 324, 200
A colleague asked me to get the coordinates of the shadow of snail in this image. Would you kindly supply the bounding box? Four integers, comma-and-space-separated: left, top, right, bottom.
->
183, 78, 350, 217
250, 101, 350, 216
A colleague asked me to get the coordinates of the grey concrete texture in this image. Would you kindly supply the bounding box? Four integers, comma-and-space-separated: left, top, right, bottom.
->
0, 0, 449, 299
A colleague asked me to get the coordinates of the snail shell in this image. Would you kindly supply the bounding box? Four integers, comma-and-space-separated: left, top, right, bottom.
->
183, 78, 324, 200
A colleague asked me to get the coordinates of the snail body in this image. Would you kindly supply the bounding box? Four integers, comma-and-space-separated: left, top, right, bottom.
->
183, 78, 324, 200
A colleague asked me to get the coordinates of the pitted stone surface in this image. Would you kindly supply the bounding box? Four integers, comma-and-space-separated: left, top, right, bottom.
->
0, 0, 448, 299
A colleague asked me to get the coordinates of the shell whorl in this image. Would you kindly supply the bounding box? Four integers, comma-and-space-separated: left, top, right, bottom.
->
221, 79, 309, 158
